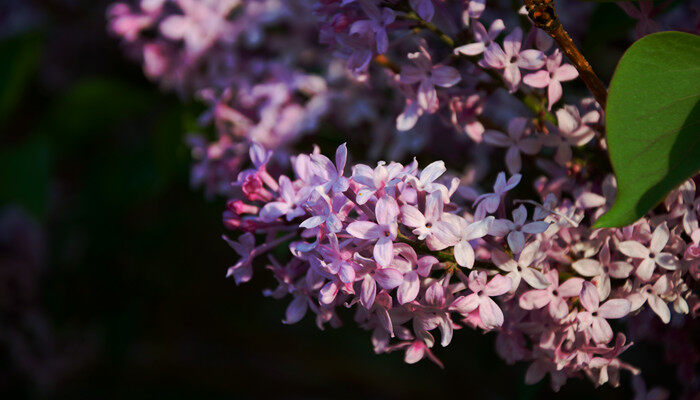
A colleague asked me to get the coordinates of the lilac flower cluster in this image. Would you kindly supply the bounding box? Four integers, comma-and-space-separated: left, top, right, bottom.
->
223, 142, 698, 391
108, 0, 341, 197
108, 0, 700, 393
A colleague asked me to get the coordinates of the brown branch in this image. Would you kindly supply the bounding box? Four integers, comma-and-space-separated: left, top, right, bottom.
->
523, 0, 608, 109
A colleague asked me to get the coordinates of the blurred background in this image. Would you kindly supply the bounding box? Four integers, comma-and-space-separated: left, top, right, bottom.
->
0, 0, 695, 399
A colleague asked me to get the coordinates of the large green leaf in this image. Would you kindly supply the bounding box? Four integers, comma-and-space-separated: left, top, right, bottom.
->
595, 32, 700, 228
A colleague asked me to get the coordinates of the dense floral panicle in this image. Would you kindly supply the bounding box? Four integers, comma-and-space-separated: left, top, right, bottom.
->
219, 142, 698, 391
109, 0, 700, 394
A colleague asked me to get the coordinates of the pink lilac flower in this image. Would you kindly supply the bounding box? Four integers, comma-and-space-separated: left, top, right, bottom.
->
223, 233, 256, 284
519, 270, 584, 319
400, 46, 461, 113
347, 196, 400, 267
543, 104, 600, 166
523, 49, 579, 109
406, 160, 447, 194
451, 270, 511, 328
350, 1, 395, 54
359, 262, 403, 309
461, 0, 486, 27
492, 242, 550, 292
572, 240, 633, 300
577, 282, 631, 344
401, 191, 445, 240
435, 216, 494, 268
259, 175, 307, 222
482, 27, 546, 92
629, 275, 673, 323
311, 142, 351, 194
617, 222, 679, 281
449, 94, 486, 142
483, 117, 542, 174
454, 19, 505, 56
300, 191, 344, 233
352, 161, 404, 204
490, 205, 550, 254
473, 172, 521, 220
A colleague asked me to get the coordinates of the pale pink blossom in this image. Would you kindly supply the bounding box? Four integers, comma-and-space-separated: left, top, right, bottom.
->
617, 222, 679, 281
347, 196, 399, 267
577, 282, 631, 344
451, 270, 511, 328
523, 50, 579, 109
519, 270, 583, 319
400, 46, 461, 113
489, 204, 550, 253
482, 27, 546, 92
483, 118, 542, 174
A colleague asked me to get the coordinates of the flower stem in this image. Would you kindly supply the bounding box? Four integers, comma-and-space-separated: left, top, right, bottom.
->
523, 0, 608, 108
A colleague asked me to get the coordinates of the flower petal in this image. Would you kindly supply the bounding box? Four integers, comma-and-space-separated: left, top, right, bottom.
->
598, 299, 630, 319
397, 271, 420, 304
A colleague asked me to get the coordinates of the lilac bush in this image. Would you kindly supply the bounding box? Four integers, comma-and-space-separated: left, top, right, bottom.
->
108, 0, 700, 394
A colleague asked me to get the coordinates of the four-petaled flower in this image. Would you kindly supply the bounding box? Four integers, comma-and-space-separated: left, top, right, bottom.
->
483, 117, 542, 174
519, 270, 583, 319
492, 242, 550, 292
400, 46, 461, 113
434, 216, 494, 268
577, 282, 631, 344
451, 270, 511, 328
490, 204, 550, 254
350, 1, 395, 54
401, 191, 444, 240
482, 27, 546, 92
617, 222, 679, 281
347, 196, 400, 267
311, 142, 350, 194
454, 19, 505, 56
473, 172, 521, 220
523, 50, 579, 109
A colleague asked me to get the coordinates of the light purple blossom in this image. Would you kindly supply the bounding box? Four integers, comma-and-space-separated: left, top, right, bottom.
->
350, 1, 395, 54
577, 282, 631, 344
454, 19, 505, 56
451, 270, 511, 328
492, 243, 550, 292
617, 222, 679, 281
519, 270, 583, 319
483, 117, 542, 174
347, 196, 399, 267
482, 27, 546, 92
400, 46, 461, 113
523, 50, 579, 109
473, 172, 521, 220
489, 205, 550, 254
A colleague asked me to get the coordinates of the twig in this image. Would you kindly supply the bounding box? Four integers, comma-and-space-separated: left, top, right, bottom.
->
523, 0, 608, 109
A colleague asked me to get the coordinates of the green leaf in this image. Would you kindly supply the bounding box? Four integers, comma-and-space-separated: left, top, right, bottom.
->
0, 31, 43, 127
595, 31, 700, 228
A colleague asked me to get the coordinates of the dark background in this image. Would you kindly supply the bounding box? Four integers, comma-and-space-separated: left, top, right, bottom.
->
0, 0, 690, 398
